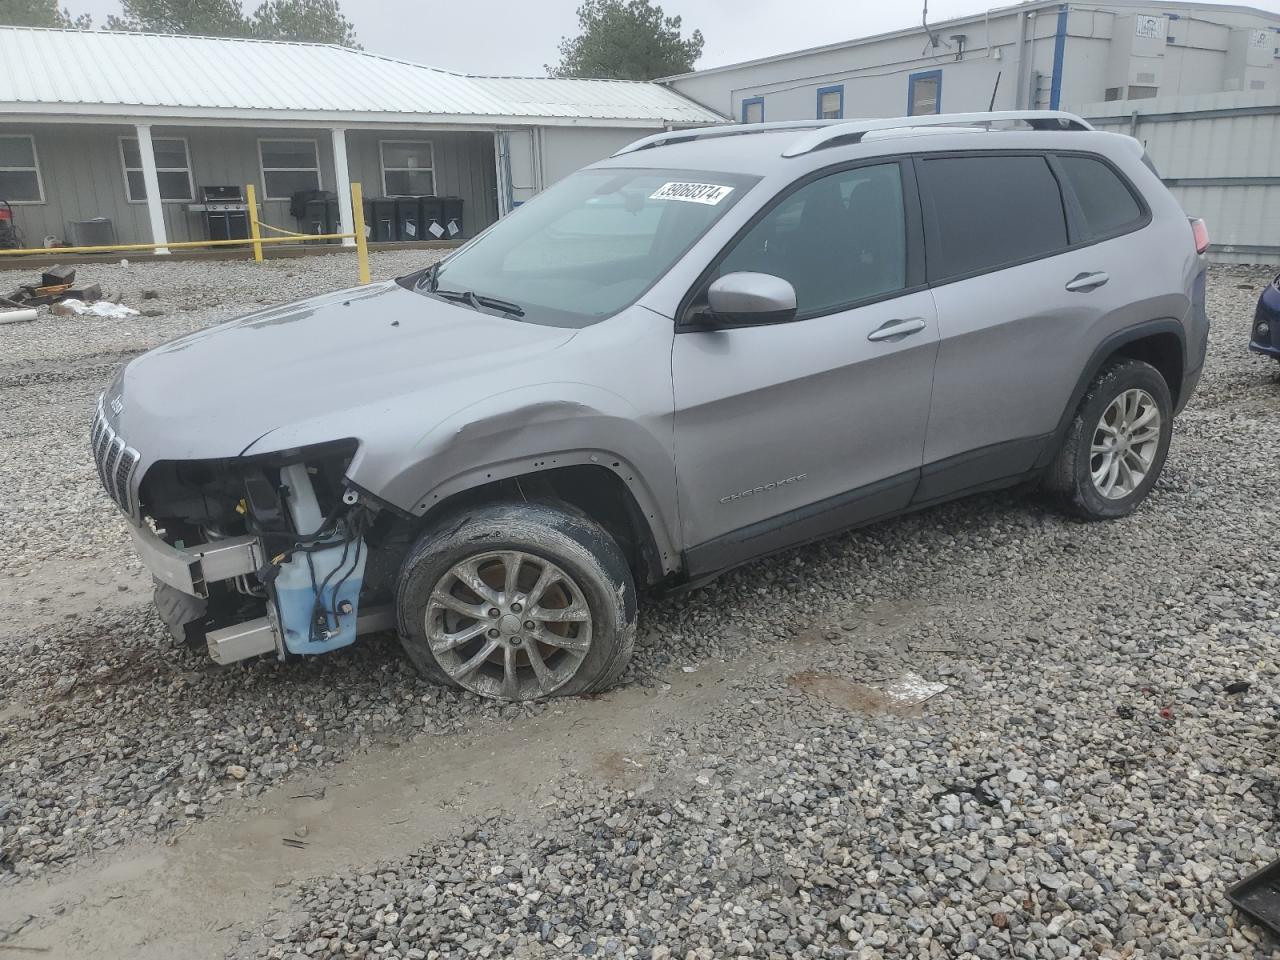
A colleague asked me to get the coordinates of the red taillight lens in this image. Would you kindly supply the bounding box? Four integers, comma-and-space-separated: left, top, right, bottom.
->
1190, 217, 1209, 255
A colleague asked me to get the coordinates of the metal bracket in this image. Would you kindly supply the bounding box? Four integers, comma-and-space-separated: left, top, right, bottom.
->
130, 527, 260, 598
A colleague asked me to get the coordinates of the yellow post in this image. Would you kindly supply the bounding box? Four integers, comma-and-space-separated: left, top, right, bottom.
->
245, 182, 264, 264
351, 181, 370, 285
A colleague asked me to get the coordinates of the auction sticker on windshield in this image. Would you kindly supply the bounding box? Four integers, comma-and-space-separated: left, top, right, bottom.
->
650, 182, 734, 205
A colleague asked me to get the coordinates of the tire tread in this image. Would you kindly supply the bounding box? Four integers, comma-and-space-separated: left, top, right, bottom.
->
1046, 358, 1173, 520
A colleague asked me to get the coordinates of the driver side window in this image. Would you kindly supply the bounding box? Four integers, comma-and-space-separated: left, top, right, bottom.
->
719, 162, 907, 317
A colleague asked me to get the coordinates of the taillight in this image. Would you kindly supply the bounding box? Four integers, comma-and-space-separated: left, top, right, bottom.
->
1190, 217, 1209, 255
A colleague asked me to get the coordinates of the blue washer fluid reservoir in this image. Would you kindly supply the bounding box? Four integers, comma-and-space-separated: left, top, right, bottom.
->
274, 538, 368, 655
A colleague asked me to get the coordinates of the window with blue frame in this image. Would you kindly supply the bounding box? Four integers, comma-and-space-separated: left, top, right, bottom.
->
816, 84, 844, 119
741, 97, 764, 124
907, 70, 942, 115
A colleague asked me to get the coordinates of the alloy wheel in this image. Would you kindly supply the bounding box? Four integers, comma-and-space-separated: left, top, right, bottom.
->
1090, 388, 1162, 500
425, 550, 593, 701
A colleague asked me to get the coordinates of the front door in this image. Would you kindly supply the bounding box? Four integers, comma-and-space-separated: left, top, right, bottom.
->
671, 160, 939, 575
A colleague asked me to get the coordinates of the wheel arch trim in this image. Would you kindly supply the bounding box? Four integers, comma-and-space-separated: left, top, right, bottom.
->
1035, 318, 1185, 470
411, 450, 680, 577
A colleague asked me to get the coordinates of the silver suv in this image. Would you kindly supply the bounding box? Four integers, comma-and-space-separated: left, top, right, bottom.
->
93, 111, 1209, 702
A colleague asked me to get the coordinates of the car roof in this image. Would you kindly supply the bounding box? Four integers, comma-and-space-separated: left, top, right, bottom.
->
589, 112, 1142, 178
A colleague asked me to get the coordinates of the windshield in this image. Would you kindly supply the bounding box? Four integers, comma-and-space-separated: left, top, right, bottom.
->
415, 167, 758, 327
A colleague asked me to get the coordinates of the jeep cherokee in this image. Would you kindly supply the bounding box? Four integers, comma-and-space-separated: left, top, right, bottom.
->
91, 110, 1210, 702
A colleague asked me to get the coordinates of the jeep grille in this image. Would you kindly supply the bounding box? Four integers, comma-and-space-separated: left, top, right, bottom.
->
91, 398, 140, 517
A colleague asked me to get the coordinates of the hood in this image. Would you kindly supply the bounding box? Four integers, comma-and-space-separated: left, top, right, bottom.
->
111, 281, 577, 461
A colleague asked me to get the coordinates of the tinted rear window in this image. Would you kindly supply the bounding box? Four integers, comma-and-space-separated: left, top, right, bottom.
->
920, 155, 1068, 280
1057, 154, 1145, 239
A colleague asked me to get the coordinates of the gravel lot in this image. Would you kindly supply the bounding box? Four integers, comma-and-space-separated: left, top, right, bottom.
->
0, 254, 1278, 960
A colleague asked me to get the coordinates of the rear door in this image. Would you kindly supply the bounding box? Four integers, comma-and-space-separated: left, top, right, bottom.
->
671, 159, 939, 574
912, 150, 1151, 503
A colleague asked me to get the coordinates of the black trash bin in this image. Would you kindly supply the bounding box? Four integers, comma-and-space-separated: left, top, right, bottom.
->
418, 196, 445, 240
303, 196, 339, 242
365, 197, 396, 242
394, 197, 421, 241
440, 196, 464, 239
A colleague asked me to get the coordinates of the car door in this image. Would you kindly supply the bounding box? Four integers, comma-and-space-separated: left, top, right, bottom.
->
913, 151, 1157, 504
670, 159, 940, 576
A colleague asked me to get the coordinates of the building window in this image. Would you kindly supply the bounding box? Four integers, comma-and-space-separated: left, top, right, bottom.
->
907, 70, 943, 115
120, 137, 193, 203
0, 135, 44, 203
741, 97, 764, 124
380, 141, 435, 196
816, 84, 844, 120
259, 139, 321, 200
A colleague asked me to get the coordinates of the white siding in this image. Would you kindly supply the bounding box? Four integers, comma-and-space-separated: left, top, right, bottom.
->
1084, 91, 1280, 263
538, 127, 646, 185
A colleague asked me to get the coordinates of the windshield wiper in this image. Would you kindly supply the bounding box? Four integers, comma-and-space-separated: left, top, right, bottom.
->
413, 260, 443, 292
432, 288, 525, 317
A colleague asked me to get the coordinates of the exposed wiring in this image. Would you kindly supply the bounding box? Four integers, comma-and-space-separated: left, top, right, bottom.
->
308, 533, 351, 641
326, 537, 364, 626
305, 509, 370, 643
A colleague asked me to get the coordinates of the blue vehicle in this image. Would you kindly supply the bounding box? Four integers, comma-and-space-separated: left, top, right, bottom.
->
1252, 273, 1280, 361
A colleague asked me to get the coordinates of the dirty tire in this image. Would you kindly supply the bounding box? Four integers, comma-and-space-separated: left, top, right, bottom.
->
1045, 358, 1173, 520
153, 578, 208, 648
395, 501, 636, 701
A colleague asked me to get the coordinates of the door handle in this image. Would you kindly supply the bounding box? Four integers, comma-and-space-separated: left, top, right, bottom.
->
1065, 271, 1109, 292
867, 317, 927, 342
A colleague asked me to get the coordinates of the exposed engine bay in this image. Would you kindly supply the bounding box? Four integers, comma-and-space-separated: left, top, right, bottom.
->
139, 441, 410, 661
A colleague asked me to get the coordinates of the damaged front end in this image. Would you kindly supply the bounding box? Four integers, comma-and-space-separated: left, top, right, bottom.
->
94, 408, 404, 664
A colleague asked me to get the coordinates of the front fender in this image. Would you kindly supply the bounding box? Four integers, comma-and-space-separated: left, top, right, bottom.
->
353, 383, 682, 575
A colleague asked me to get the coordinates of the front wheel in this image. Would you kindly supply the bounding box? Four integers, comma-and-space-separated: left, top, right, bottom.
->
395, 502, 636, 702
1045, 359, 1174, 520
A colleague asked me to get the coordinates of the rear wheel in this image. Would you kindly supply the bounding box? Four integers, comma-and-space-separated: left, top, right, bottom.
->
1046, 359, 1173, 520
395, 502, 636, 702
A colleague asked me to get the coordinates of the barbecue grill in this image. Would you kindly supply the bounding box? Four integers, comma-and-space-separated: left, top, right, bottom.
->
188, 185, 250, 242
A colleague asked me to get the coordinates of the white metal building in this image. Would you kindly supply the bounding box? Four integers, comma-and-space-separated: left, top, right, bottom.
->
662, 1, 1279, 124
661, 0, 1280, 262
0, 27, 722, 251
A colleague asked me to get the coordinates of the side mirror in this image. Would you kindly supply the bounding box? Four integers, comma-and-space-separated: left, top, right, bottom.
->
705, 272, 797, 327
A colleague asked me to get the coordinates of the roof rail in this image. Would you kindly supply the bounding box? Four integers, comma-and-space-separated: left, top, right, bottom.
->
611, 110, 1094, 159
780, 110, 1094, 157
612, 120, 836, 157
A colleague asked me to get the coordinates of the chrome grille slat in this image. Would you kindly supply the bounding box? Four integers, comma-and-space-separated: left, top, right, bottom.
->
92, 411, 112, 486
104, 436, 124, 486
90, 398, 141, 517
113, 447, 139, 506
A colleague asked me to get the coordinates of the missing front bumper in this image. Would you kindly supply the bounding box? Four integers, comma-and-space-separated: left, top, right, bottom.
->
129, 525, 262, 599
130, 521, 396, 665
207, 615, 279, 664
206, 607, 396, 664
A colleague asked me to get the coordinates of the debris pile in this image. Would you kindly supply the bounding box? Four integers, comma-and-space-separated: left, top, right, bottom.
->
2, 264, 102, 308
1, 264, 133, 323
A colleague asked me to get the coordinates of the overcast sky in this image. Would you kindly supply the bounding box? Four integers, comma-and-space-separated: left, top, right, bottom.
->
66, 0, 1280, 75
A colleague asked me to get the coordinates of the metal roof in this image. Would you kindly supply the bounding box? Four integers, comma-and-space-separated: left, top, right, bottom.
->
0, 27, 723, 127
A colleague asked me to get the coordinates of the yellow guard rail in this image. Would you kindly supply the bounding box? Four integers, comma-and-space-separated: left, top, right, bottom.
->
0, 183, 372, 286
